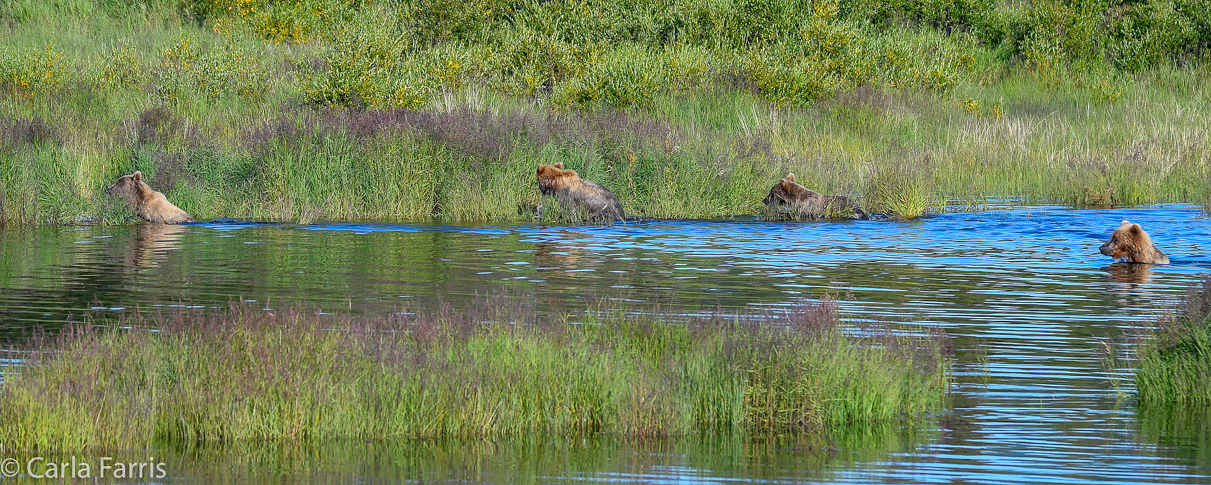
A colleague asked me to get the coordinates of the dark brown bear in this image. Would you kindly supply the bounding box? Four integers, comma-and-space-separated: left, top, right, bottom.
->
1100, 220, 1169, 265
535, 162, 625, 222
762, 173, 867, 220
105, 171, 196, 224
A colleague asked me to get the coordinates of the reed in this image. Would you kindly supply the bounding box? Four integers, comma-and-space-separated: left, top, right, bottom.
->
0, 296, 950, 452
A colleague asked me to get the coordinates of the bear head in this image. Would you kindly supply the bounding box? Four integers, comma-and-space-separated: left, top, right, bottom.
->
762, 173, 810, 206
1100, 220, 1170, 265
106, 171, 149, 198
536, 162, 578, 195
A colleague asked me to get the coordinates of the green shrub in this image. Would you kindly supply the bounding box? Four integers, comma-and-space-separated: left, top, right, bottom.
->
555, 45, 709, 109
481, 23, 591, 95
303, 15, 433, 109
90, 41, 147, 93
1108, 0, 1199, 71
153, 36, 271, 103
841, 0, 996, 34
188, 0, 366, 42
0, 45, 68, 98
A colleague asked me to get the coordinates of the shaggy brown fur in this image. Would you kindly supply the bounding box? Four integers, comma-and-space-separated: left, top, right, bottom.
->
105, 171, 195, 224
762, 173, 868, 220
535, 162, 625, 222
1100, 220, 1169, 265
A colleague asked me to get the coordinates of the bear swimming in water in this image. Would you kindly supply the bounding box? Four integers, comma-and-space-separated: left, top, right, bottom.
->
535, 162, 625, 222
762, 173, 867, 220
1100, 220, 1169, 265
105, 171, 195, 224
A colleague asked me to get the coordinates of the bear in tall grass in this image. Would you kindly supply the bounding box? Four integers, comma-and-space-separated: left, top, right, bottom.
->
535, 162, 625, 222
762, 173, 867, 220
1100, 220, 1169, 265
105, 171, 196, 224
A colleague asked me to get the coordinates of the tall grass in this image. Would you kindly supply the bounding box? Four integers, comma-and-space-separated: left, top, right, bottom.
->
1135, 277, 1211, 406
0, 0, 1209, 224
0, 296, 950, 452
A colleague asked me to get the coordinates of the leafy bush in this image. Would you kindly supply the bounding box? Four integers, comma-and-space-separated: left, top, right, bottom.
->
153, 36, 271, 103
0, 45, 67, 98
840, 0, 997, 34
188, 0, 367, 42
91, 41, 147, 93
154, 0, 1211, 110
555, 44, 709, 109
302, 15, 433, 109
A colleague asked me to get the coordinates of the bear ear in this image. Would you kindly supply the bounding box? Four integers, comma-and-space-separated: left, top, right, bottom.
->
785, 173, 795, 183
1130, 223, 1143, 234
132, 171, 143, 181
554, 162, 564, 169
536, 164, 544, 173
1120, 220, 1131, 226
780, 179, 793, 191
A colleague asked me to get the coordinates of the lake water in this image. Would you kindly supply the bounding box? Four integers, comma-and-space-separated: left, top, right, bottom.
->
2, 205, 1210, 483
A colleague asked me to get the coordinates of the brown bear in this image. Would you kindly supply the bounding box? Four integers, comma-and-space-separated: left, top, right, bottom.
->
535, 162, 625, 222
1100, 220, 1169, 265
762, 173, 868, 220
105, 171, 196, 224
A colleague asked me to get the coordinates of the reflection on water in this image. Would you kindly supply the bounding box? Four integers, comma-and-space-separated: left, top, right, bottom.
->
1, 425, 929, 484
2, 205, 1211, 483
129, 223, 188, 269
1138, 404, 1211, 470
1107, 261, 1157, 285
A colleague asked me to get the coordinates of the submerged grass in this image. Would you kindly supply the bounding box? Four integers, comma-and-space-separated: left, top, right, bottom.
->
1135, 277, 1211, 406
0, 296, 950, 452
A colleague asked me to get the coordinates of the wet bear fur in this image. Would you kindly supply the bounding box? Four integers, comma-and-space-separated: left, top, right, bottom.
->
105, 171, 196, 224
1100, 220, 1169, 265
535, 162, 625, 222
762, 173, 868, 220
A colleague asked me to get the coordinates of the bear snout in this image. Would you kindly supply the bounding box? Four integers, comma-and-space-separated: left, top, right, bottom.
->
1098, 240, 1115, 256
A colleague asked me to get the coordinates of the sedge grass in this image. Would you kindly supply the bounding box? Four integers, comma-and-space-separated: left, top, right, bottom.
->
0, 296, 950, 452
1134, 277, 1211, 406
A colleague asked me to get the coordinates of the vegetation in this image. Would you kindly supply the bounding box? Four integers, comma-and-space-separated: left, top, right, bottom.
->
0, 296, 950, 452
1135, 276, 1211, 406
0, 0, 1209, 224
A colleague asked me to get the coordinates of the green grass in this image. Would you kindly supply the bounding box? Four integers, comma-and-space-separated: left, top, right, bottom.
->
0, 296, 950, 452
1135, 277, 1211, 406
0, 0, 1209, 224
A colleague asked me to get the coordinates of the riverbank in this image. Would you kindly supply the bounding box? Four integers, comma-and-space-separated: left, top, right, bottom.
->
1, 0, 1209, 224
0, 297, 949, 452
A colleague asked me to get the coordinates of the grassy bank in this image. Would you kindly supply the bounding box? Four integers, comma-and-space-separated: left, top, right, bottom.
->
1135, 277, 1211, 406
0, 296, 950, 452
1, 0, 1209, 224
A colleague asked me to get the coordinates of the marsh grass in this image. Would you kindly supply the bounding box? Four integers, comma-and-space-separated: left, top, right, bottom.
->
3, 73, 1210, 225
1134, 277, 1211, 406
0, 1, 1209, 224
0, 296, 950, 452
863, 159, 937, 219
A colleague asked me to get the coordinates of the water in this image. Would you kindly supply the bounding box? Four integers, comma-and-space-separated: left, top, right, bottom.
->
2, 205, 1210, 483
